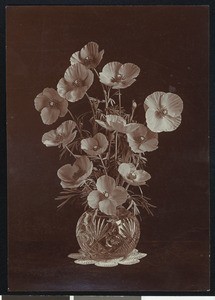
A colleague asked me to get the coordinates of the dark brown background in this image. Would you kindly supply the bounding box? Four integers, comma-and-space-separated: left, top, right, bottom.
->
7, 5, 209, 292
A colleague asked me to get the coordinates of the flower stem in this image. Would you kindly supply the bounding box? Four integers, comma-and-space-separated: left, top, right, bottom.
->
67, 108, 76, 120
85, 93, 98, 135
94, 68, 106, 95
84, 181, 92, 191
118, 89, 122, 115
115, 131, 118, 161
65, 146, 76, 158
67, 109, 82, 137
125, 183, 130, 190
93, 68, 111, 114
99, 155, 108, 175
136, 155, 140, 168
85, 93, 96, 119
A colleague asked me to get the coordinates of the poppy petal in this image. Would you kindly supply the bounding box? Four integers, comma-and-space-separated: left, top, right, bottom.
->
146, 108, 181, 132
70, 50, 81, 65
162, 93, 183, 117
64, 65, 78, 82
80, 41, 99, 58
94, 133, 108, 152
99, 199, 117, 215
162, 114, 182, 131
58, 100, 68, 117
120, 63, 140, 80
87, 190, 104, 209
84, 69, 94, 88
139, 138, 158, 152
34, 94, 50, 112
62, 131, 77, 148
66, 86, 88, 102
124, 123, 140, 133
57, 78, 71, 98
40, 107, 60, 125
112, 78, 136, 89
101, 62, 122, 79
42, 130, 59, 147
118, 163, 134, 178
81, 137, 98, 155
57, 164, 75, 181
96, 49, 105, 66
135, 170, 151, 184
96, 120, 113, 131
111, 187, 127, 206
127, 139, 140, 153
96, 175, 116, 194
42, 88, 61, 101
99, 73, 114, 87
144, 91, 166, 111
75, 156, 92, 171
145, 108, 165, 132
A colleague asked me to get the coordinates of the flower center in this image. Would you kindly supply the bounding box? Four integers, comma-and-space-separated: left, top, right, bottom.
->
93, 145, 98, 151
49, 101, 55, 107
131, 172, 137, 179
128, 172, 137, 181
84, 56, 93, 63
140, 136, 145, 141
73, 79, 82, 87
104, 192, 109, 198
162, 108, 168, 115
111, 73, 123, 83
157, 107, 169, 118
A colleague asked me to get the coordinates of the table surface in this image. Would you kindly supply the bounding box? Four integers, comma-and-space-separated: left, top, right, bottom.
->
8, 239, 209, 293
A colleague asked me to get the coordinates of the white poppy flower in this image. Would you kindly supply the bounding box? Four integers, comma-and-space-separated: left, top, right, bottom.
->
70, 41, 104, 69
99, 62, 140, 89
57, 156, 93, 189
144, 92, 183, 132
87, 175, 127, 215
126, 124, 158, 153
81, 133, 108, 156
118, 163, 151, 186
96, 114, 139, 134
42, 120, 77, 148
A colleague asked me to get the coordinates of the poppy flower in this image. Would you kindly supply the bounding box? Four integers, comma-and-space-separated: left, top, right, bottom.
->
34, 88, 68, 125
99, 62, 140, 89
57, 63, 94, 102
96, 115, 139, 134
126, 124, 158, 153
118, 163, 151, 186
144, 92, 183, 133
87, 175, 127, 215
70, 41, 104, 69
81, 133, 108, 156
42, 120, 77, 148
57, 156, 93, 189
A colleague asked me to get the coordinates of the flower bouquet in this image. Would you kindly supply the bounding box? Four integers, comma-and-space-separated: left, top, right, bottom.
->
34, 42, 183, 267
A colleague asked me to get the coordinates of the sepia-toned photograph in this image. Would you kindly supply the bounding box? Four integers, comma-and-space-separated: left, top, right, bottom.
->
7, 5, 209, 292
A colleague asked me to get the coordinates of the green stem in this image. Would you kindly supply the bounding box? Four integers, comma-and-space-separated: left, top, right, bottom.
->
99, 155, 108, 175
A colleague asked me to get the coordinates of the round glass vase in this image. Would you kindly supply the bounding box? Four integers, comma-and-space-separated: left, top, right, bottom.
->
76, 206, 140, 260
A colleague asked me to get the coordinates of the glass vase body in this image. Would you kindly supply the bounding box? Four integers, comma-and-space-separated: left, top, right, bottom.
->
76, 206, 140, 260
